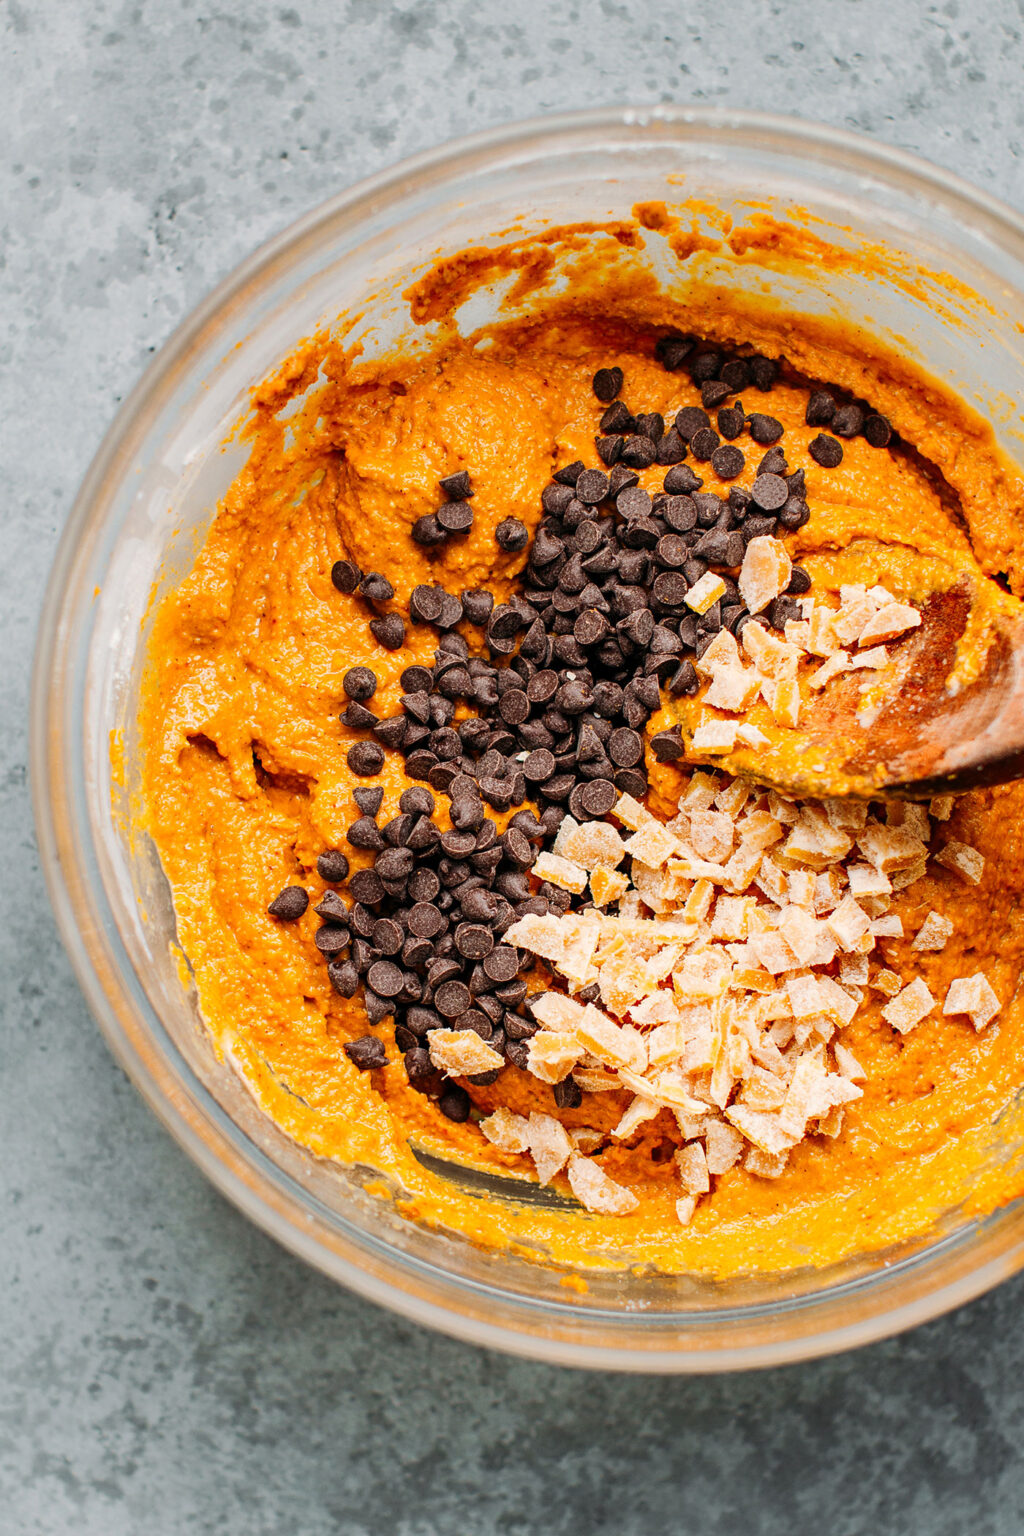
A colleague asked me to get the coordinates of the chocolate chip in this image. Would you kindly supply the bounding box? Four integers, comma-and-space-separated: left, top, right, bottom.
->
741, 514, 776, 543
593, 366, 624, 402
651, 571, 689, 607
542, 482, 575, 516
315, 924, 351, 955
410, 586, 444, 625
809, 433, 843, 468
596, 435, 623, 466
523, 747, 556, 783
616, 484, 652, 520
666, 470, 706, 506
354, 786, 383, 816
747, 413, 784, 445
342, 666, 377, 704
656, 335, 694, 370
438, 1084, 471, 1121
668, 659, 699, 696
372, 717, 407, 753
805, 390, 836, 427
437, 501, 474, 534
400, 786, 435, 818
441, 828, 476, 858
654, 533, 687, 568
634, 411, 665, 441
496, 517, 529, 552
618, 606, 654, 649
440, 470, 473, 500
344, 1036, 388, 1071
457, 1008, 494, 1042
691, 528, 733, 565
379, 848, 417, 882
717, 405, 746, 441
317, 849, 350, 883
372, 917, 404, 955
455, 924, 494, 960
268, 886, 308, 920
650, 728, 685, 763
690, 351, 722, 383
777, 496, 810, 530
863, 413, 892, 448
751, 472, 789, 511
435, 979, 472, 1018
407, 868, 441, 904
700, 379, 732, 410
747, 355, 775, 391
429, 955, 463, 988
404, 1045, 434, 1084
528, 669, 561, 703
503, 1037, 531, 1071
655, 427, 687, 465
786, 565, 812, 595
482, 946, 520, 984
370, 613, 406, 650
554, 459, 585, 486
347, 741, 385, 776
674, 406, 711, 442
411, 514, 447, 546
360, 571, 394, 603
408, 902, 445, 941
608, 727, 643, 767
330, 559, 361, 594
394, 1024, 419, 1053
328, 958, 359, 997
717, 358, 748, 392
832, 403, 865, 437
554, 1077, 583, 1109
711, 444, 745, 480
405, 749, 438, 778
571, 469, 607, 506
598, 402, 634, 437
614, 767, 647, 798
429, 726, 461, 761
603, 468, 636, 500
407, 1006, 442, 1038
661, 496, 698, 534
688, 427, 720, 461
556, 679, 592, 715
347, 816, 385, 851
620, 434, 657, 468
366, 960, 403, 998
350, 869, 385, 904
461, 588, 494, 624
498, 688, 530, 725
574, 608, 611, 647
579, 778, 617, 817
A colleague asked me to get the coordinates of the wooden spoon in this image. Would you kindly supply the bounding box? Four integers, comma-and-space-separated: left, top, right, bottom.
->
672, 578, 1024, 800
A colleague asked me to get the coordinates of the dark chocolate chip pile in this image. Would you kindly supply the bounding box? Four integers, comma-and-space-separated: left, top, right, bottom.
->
271, 334, 896, 1115
315, 775, 547, 1119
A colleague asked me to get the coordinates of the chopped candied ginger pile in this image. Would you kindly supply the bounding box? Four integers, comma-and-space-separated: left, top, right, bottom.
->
689, 556, 923, 750
473, 776, 996, 1221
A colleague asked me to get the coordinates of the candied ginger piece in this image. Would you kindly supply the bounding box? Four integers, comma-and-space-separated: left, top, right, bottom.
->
739, 535, 792, 615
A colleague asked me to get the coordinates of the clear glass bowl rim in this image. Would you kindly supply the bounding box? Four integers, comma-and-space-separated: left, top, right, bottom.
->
30, 104, 1024, 1372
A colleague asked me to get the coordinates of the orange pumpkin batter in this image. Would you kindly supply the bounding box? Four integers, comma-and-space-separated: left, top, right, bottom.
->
139, 211, 1024, 1279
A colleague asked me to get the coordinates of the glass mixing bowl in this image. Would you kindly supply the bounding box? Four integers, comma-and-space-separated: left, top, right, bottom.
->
31, 107, 1024, 1371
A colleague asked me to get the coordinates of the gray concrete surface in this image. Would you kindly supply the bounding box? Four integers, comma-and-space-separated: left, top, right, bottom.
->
5, 2, 1024, 1531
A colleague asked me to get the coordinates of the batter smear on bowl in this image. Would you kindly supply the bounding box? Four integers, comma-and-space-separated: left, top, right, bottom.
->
140, 211, 1024, 1277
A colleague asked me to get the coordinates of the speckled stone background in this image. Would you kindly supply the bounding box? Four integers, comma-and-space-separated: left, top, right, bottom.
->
6, 2, 1024, 1532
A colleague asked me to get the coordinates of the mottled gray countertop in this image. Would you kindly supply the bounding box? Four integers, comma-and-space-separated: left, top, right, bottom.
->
5, 2, 1024, 1532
